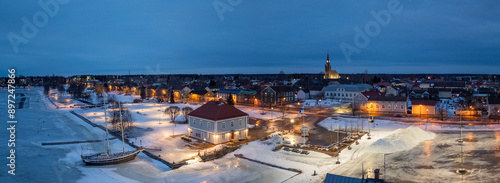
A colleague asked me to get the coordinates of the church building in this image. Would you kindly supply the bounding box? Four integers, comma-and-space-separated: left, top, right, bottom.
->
324, 53, 340, 79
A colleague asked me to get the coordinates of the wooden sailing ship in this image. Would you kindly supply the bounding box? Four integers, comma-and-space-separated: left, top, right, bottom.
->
81, 99, 143, 165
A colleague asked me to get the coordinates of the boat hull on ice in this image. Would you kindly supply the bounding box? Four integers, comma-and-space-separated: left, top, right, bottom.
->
81, 149, 144, 165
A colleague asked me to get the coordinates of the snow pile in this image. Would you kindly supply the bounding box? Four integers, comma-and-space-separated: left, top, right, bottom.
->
365, 126, 436, 154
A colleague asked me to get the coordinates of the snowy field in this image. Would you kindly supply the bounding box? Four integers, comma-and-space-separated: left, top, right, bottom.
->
318, 117, 500, 182
75, 93, 294, 163
4, 89, 500, 183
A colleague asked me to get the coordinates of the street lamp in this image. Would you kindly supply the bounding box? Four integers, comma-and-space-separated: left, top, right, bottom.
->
458, 104, 463, 144
420, 104, 422, 118
426, 109, 429, 123
384, 153, 391, 180
336, 123, 341, 164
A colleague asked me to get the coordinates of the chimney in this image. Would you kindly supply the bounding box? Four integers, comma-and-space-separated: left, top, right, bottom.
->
374, 169, 380, 180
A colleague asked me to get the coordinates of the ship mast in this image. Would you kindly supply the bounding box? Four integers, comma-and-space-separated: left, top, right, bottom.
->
119, 102, 125, 153
104, 91, 110, 155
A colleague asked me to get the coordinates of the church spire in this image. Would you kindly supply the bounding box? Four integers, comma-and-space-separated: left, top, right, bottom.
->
327, 52, 329, 61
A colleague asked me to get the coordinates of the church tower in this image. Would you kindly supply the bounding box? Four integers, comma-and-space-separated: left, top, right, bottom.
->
324, 52, 340, 79
324, 52, 331, 79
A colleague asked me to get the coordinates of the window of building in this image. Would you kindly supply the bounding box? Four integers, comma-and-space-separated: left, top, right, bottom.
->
395, 105, 397, 109
388, 105, 391, 109
222, 122, 226, 129
239, 119, 242, 126
207, 122, 211, 129
231, 121, 234, 127
401, 105, 404, 109
382, 105, 385, 108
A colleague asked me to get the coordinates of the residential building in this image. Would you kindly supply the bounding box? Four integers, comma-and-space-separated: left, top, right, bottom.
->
322, 84, 372, 101
261, 86, 295, 106
412, 100, 437, 116
353, 90, 407, 115
217, 89, 258, 105
488, 96, 500, 116
296, 89, 309, 101
187, 101, 248, 144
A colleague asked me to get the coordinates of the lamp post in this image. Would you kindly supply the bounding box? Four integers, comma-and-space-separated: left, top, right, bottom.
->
457, 104, 466, 175
336, 122, 341, 164
426, 109, 429, 123
254, 98, 257, 109
384, 153, 390, 180
420, 104, 422, 118
458, 105, 463, 144
367, 119, 371, 140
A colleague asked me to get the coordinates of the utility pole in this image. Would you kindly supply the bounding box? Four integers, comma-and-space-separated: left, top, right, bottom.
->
336, 123, 340, 164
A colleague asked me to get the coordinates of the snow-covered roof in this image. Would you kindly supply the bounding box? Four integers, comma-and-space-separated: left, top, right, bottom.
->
322, 84, 372, 92
188, 101, 248, 121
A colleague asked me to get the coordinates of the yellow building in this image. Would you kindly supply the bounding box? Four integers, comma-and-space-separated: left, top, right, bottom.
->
412, 100, 437, 116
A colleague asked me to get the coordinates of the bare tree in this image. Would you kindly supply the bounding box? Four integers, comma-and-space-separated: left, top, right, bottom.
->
181, 107, 194, 123
165, 106, 181, 123
155, 88, 163, 103
107, 94, 118, 108
95, 85, 105, 97
110, 107, 134, 132
437, 109, 447, 121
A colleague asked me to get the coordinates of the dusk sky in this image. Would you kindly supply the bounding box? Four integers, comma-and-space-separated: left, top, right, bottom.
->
1, 0, 499, 76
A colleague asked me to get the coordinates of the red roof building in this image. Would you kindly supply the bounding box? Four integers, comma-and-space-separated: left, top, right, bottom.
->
187, 101, 249, 144
188, 101, 248, 121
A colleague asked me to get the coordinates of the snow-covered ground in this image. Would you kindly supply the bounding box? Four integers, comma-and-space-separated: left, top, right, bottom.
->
5, 89, 499, 183
74, 92, 300, 164
318, 117, 500, 182
75, 102, 200, 162
238, 107, 295, 120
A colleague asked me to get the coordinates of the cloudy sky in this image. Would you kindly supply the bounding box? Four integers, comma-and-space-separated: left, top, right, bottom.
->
1, 0, 499, 76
